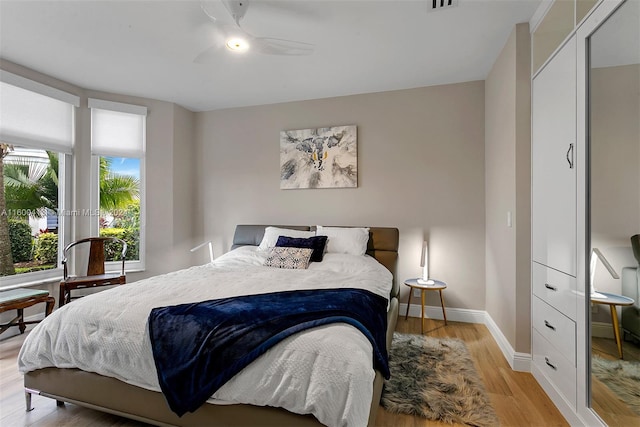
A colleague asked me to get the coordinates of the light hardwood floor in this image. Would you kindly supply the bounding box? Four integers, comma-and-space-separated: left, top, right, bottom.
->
1, 318, 568, 427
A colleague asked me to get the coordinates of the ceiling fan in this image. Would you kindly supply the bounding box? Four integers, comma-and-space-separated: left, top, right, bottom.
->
195, 0, 315, 63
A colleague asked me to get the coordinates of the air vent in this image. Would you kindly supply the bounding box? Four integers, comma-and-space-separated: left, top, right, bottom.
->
428, 0, 459, 12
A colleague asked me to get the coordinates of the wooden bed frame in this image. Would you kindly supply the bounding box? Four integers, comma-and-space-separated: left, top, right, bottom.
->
24, 225, 400, 426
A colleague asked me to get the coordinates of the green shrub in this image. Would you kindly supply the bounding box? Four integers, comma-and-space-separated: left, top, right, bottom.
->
9, 220, 33, 263
99, 228, 139, 261
112, 202, 140, 230
35, 233, 59, 264
15, 264, 55, 274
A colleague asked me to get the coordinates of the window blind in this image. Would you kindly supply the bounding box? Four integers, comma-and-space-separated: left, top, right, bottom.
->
89, 98, 147, 158
0, 72, 79, 154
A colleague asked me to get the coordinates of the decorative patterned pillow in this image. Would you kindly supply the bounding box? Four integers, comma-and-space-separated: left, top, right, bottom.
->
263, 247, 313, 269
276, 235, 328, 262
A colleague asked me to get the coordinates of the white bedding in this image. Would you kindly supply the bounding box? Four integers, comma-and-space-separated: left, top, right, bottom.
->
18, 246, 393, 427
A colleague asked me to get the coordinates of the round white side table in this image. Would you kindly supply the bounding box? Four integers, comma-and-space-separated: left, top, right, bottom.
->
403, 278, 447, 334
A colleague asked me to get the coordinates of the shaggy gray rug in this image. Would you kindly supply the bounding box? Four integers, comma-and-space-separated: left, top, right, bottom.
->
381, 332, 499, 427
592, 356, 640, 415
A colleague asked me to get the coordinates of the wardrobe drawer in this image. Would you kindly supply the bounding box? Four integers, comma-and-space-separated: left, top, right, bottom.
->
533, 296, 576, 365
533, 330, 577, 409
532, 262, 576, 320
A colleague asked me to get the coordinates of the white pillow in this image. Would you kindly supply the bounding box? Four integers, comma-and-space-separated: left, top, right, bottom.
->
258, 227, 315, 250
315, 226, 370, 256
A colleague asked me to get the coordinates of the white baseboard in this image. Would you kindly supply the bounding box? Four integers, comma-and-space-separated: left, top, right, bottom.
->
400, 302, 485, 324
591, 321, 615, 339
531, 365, 588, 426
399, 303, 532, 372
483, 312, 531, 372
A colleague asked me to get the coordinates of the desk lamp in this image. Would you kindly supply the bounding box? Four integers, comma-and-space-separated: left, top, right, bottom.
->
590, 247, 619, 298
417, 241, 435, 285
191, 241, 214, 263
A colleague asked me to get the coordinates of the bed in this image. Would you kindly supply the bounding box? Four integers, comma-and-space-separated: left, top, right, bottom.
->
19, 225, 399, 427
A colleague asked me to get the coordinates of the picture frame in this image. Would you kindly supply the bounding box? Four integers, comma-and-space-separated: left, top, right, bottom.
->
280, 125, 357, 189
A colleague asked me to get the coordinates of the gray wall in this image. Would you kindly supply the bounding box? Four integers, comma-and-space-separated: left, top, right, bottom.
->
172, 104, 198, 264
195, 82, 487, 310
484, 23, 531, 353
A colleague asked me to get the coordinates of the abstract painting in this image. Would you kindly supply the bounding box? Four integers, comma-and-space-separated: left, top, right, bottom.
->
280, 125, 357, 189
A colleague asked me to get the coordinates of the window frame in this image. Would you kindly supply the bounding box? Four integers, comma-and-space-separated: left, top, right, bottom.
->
0, 147, 73, 289
88, 99, 147, 273
89, 155, 146, 272
0, 73, 77, 289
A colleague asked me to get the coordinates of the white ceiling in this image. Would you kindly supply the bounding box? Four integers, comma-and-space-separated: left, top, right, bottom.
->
0, 0, 542, 112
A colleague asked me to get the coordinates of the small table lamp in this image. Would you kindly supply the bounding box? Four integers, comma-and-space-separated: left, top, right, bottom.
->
191, 241, 214, 263
417, 240, 435, 285
590, 247, 619, 297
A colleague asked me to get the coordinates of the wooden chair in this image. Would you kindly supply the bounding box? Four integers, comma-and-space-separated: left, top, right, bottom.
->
59, 237, 127, 307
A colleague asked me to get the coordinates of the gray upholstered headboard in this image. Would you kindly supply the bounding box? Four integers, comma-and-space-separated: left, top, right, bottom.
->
231, 225, 400, 298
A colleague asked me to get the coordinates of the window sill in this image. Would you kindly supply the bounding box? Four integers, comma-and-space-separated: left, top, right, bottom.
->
0, 277, 62, 292
0, 267, 145, 292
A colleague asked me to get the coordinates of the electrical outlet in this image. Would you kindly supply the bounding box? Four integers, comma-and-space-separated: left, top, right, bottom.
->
413, 289, 421, 297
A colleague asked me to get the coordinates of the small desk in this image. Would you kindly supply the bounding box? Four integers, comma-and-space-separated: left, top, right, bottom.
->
590, 291, 635, 359
0, 289, 55, 335
404, 278, 447, 334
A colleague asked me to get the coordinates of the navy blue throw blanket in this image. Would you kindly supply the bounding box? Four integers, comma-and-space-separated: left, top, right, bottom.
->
148, 288, 389, 416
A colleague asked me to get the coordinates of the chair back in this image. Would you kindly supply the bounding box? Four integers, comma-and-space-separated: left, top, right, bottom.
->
62, 237, 127, 279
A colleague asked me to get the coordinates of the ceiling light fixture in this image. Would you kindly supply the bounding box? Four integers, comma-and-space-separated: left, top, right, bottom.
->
226, 38, 249, 52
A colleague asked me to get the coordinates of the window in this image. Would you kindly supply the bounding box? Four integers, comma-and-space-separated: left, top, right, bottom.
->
98, 156, 141, 262
0, 72, 78, 286
2, 147, 65, 275
89, 99, 146, 271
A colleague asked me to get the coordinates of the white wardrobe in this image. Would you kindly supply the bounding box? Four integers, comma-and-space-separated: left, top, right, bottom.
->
530, 0, 627, 425
531, 30, 579, 418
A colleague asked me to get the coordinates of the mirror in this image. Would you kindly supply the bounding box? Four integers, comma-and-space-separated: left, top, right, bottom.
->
588, 0, 640, 424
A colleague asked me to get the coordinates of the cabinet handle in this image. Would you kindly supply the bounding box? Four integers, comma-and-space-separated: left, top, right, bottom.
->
544, 320, 556, 331
544, 283, 557, 291
566, 143, 574, 169
545, 357, 558, 371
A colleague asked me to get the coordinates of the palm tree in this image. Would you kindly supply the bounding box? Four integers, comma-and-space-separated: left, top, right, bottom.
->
0, 143, 16, 276
3, 151, 58, 217
1, 153, 140, 274
99, 157, 139, 213
3, 154, 138, 218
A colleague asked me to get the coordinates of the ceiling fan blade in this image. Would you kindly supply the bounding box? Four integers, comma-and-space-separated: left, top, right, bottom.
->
193, 22, 229, 64
194, 45, 220, 64
199, 0, 315, 57
222, 0, 250, 26
200, 0, 233, 25
251, 37, 315, 56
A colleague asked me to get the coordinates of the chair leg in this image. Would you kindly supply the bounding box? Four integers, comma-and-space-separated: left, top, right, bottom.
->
44, 297, 55, 317
18, 309, 26, 334
59, 285, 66, 308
